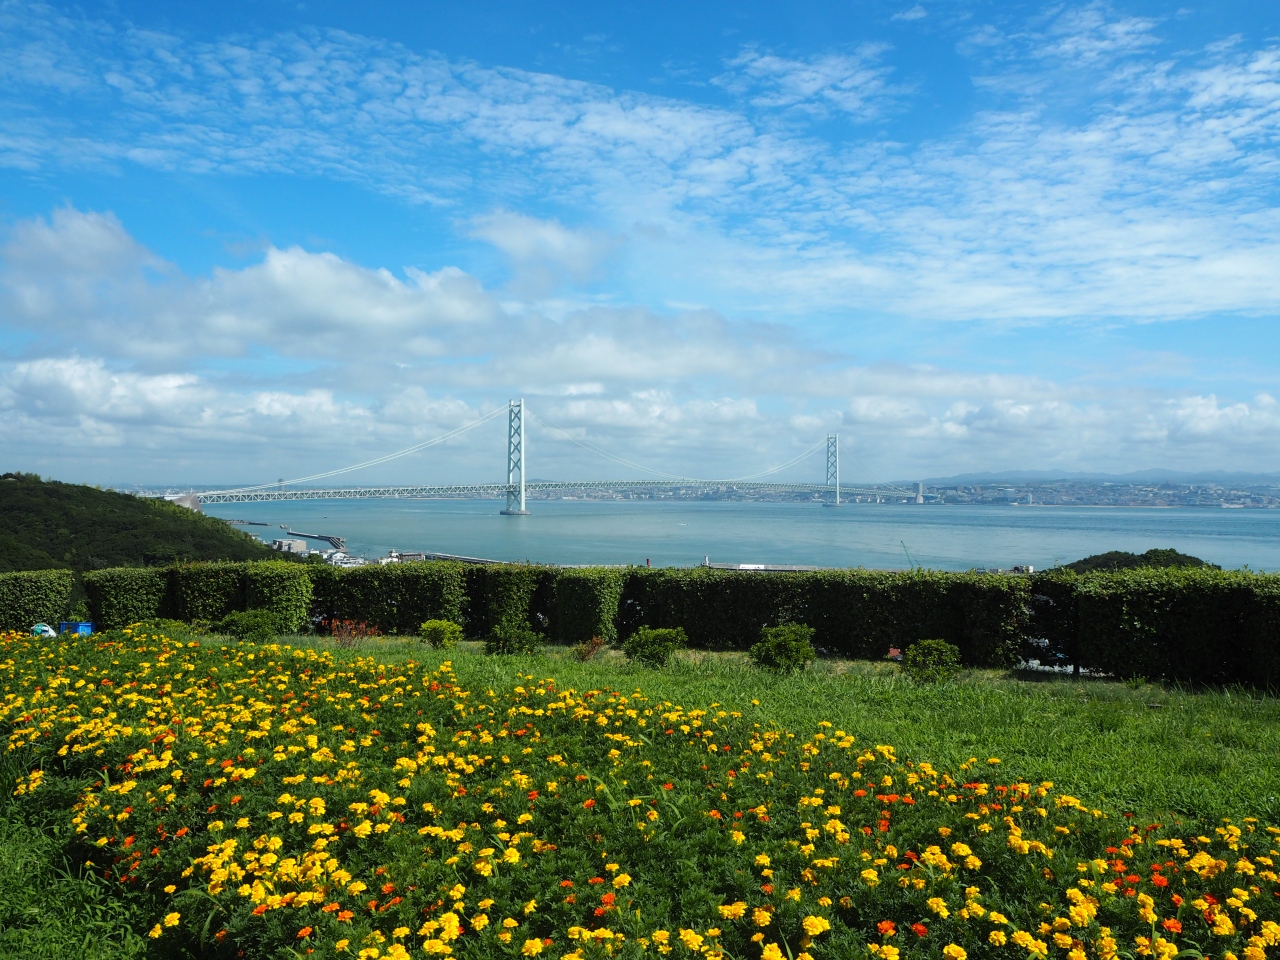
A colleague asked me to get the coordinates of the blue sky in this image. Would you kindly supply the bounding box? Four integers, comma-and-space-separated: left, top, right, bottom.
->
2, 0, 1279, 485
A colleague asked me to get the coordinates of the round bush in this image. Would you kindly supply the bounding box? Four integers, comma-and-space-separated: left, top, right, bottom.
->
902, 638, 962, 683
621, 626, 687, 667
485, 623, 542, 656
216, 609, 286, 643
419, 619, 463, 649
749, 623, 816, 672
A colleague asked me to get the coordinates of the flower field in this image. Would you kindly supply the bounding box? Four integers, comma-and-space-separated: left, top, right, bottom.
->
3, 628, 1279, 960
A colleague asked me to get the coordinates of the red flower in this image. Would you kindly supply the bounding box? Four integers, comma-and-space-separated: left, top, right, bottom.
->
1151, 875, 1169, 888
911, 923, 928, 938
878, 921, 897, 936
663, 783, 674, 790
583, 799, 596, 809
588, 877, 605, 885
559, 880, 574, 888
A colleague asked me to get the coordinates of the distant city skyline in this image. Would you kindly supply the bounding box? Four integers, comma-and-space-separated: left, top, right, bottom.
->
2, 0, 1280, 485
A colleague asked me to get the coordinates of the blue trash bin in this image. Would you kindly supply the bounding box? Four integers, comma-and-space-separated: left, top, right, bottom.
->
58, 621, 94, 635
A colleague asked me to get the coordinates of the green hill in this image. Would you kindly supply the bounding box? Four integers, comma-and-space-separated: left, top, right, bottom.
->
1064, 547, 1216, 574
0, 472, 278, 572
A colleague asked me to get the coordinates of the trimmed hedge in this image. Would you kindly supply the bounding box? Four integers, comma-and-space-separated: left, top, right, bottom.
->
245, 561, 313, 632
617, 568, 1028, 667
307, 562, 465, 635
554, 568, 625, 645
463, 565, 556, 640
1033, 568, 1280, 688
172, 562, 245, 623
84, 567, 169, 629
0, 568, 73, 630
49, 560, 1280, 688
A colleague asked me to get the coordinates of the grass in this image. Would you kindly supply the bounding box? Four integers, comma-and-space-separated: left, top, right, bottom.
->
2, 628, 1278, 958
246, 632, 1280, 825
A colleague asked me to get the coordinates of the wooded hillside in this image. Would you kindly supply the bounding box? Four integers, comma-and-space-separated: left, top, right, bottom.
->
0, 473, 277, 572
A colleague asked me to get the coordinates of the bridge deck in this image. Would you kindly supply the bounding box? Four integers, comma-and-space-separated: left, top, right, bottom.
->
192, 479, 913, 504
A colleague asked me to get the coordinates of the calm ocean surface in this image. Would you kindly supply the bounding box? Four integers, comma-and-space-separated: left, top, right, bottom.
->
201, 499, 1280, 571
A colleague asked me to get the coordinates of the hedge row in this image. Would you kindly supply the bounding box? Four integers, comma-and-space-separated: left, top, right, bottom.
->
1029, 568, 1280, 688
0, 568, 73, 630
83, 562, 312, 630
59, 561, 1280, 688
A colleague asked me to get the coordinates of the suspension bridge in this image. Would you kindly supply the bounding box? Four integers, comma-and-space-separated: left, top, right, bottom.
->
178, 400, 918, 511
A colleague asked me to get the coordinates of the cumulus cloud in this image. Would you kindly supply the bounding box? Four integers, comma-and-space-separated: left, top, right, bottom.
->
3, 208, 1280, 483
469, 210, 619, 297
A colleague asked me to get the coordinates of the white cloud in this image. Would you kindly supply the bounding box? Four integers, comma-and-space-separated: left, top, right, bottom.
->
4, 4, 1280, 328
891, 6, 928, 23
713, 45, 901, 121
3, 208, 1280, 483
469, 210, 619, 297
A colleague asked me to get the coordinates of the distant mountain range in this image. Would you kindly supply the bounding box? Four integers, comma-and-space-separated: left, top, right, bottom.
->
913, 470, 1280, 486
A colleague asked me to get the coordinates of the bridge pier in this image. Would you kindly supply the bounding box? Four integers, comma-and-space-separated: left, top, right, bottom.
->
500, 398, 530, 515
823, 433, 840, 507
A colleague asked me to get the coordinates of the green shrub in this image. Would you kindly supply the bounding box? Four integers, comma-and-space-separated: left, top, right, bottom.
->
902, 638, 962, 683
129, 618, 189, 636
419, 619, 463, 649
0, 569, 73, 631
621, 625, 687, 667
554, 568, 624, 644
308, 562, 466, 635
485, 623, 543, 656
245, 561, 313, 632
172, 562, 245, 622
84, 567, 170, 629
616, 567, 1027, 666
465, 565, 554, 639
216, 609, 285, 643
749, 623, 817, 672
572, 636, 608, 662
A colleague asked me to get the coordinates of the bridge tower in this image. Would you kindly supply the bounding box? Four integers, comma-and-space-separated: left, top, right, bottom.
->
825, 433, 840, 507
501, 398, 530, 515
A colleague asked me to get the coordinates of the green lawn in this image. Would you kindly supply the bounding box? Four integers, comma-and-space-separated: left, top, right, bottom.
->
242, 634, 1280, 825
2, 632, 1277, 958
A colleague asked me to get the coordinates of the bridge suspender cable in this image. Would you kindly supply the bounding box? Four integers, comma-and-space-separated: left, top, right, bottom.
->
526, 409, 828, 484
204, 405, 507, 496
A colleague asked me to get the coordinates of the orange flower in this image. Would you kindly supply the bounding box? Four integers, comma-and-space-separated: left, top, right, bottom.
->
878, 921, 897, 937
911, 923, 928, 938
297, 927, 313, 939
1161, 919, 1182, 934
583, 799, 596, 809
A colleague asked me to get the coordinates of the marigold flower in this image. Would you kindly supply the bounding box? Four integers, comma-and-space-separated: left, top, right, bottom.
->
802, 916, 831, 937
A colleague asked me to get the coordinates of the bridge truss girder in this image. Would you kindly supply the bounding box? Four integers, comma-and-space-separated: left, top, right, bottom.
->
192, 479, 913, 505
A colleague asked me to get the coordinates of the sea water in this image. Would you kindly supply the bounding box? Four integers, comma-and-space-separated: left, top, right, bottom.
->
201, 499, 1280, 571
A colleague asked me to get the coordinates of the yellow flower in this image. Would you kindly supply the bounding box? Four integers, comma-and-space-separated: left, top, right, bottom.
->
753, 908, 772, 927
943, 946, 967, 960
989, 931, 1008, 946
720, 902, 747, 920
336, 940, 350, 952
163, 912, 180, 927
802, 916, 831, 937
679, 929, 705, 952
521, 939, 544, 956
472, 914, 489, 930
762, 944, 785, 960
613, 873, 631, 888
148, 924, 163, 939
